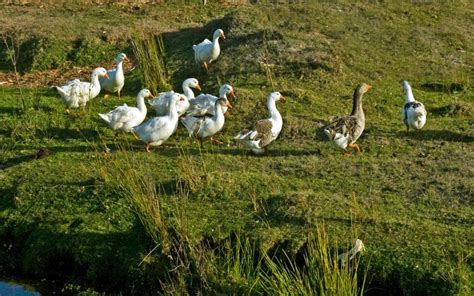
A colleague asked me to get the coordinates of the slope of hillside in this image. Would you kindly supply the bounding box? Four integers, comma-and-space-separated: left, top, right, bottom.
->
0, 1, 473, 295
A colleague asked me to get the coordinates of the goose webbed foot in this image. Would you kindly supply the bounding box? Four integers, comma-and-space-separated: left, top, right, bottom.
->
348, 143, 362, 153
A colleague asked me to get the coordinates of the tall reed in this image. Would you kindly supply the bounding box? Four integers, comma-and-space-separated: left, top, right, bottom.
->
261, 227, 367, 296
130, 29, 170, 94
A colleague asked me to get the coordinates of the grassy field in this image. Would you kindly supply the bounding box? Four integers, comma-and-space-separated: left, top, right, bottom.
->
0, 1, 473, 295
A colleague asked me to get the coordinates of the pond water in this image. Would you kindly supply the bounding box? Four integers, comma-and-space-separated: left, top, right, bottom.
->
0, 280, 41, 296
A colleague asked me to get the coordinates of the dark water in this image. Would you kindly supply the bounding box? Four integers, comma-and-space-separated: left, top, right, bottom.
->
0, 280, 40, 296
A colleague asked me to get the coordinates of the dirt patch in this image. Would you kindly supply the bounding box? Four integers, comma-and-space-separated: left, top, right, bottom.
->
0, 60, 136, 88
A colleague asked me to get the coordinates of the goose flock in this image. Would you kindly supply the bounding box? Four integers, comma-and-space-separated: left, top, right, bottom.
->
55, 28, 427, 154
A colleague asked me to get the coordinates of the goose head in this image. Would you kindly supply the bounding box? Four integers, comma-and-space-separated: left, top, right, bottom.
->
269, 91, 286, 103
216, 97, 232, 109
219, 84, 235, 99
183, 78, 201, 91
115, 53, 129, 63
92, 67, 109, 79
170, 93, 186, 103
213, 29, 225, 40
138, 88, 154, 98
401, 80, 412, 95
355, 83, 372, 96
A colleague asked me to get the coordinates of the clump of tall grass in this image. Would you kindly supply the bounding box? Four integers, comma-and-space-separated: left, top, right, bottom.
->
130, 29, 170, 94
261, 227, 367, 296
175, 148, 210, 194
95, 145, 170, 252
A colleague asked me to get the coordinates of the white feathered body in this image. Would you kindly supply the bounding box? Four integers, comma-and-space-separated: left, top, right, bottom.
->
149, 91, 190, 117
55, 78, 101, 108
193, 38, 221, 65
187, 93, 228, 117
235, 97, 283, 155
402, 102, 426, 130
181, 103, 226, 140
402, 81, 427, 131
98, 91, 148, 132
99, 62, 125, 94
134, 96, 181, 147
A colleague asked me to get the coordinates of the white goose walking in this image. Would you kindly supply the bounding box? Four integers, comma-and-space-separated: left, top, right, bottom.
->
181, 97, 233, 148
193, 29, 225, 71
148, 78, 201, 116
234, 92, 286, 154
187, 83, 235, 117
401, 80, 427, 132
99, 53, 128, 101
55, 67, 108, 112
98, 89, 154, 133
134, 93, 186, 152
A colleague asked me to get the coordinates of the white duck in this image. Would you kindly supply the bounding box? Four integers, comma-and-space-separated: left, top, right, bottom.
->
234, 92, 286, 154
148, 78, 201, 116
186, 84, 235, 117
98, 89, 154, 133
324, 83, 372, 154
99, 52, 128, 101
181, 98, 233, 148
134, 93, 186, 152
193, 29, 225, 71
55, 67, 108, 112
402, 80, 427, 132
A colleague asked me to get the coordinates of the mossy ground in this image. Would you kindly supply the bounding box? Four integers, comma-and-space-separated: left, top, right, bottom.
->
0, 1, 473, 295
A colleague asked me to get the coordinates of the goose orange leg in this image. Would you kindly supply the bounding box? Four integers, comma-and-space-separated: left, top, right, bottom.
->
348, 143, 362, 153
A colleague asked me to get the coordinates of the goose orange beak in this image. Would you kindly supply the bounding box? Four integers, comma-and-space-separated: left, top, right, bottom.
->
279, 95, 286, 103
226, 101, 233, 109
195, 84, 202, 91
104, 73, 110, 79
229, 90, 236, 98
124, 56, 129, 62
221, 32, 226, 39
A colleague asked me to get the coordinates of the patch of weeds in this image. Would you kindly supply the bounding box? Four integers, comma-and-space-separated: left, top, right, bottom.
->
17, 36, 71, 73
70, 37, 118, 67
430, 102, 472, 117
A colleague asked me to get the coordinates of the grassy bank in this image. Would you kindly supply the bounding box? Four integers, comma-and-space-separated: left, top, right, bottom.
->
1, 1, 473, 294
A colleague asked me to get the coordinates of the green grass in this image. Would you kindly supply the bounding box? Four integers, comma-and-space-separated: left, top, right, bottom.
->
0, 1, 473, 295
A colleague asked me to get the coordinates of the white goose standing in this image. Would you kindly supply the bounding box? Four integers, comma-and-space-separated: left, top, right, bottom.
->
181, 97, 233, 148
55, 67, 108, 112
401, 80, 427, 132
98, 89, 154, 133
148, 78, 201, 116
187, 83, 235, 117
99, 53, 128, 101
234, 92, 286, 154
134, 93, 186, 152
193, 29, 225, 71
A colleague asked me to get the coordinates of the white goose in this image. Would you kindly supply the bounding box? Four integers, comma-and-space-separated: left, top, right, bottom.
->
402, 81, 427, 132
186, 84, 235, 117
193, 29, 225, 71
181, 98, 233, 148
148, 78, 201, 116
98, 89, 154, 133
234, 92, 285, 154
134, 93, 186, 152
99, 53, 128, 101
55, 67, 108, 112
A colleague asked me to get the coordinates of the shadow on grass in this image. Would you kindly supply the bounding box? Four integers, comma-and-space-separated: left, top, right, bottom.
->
35, 127, 101, 141
396, 130, 473, 143
0, 218, 161, 294
256, 195, 306, 227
